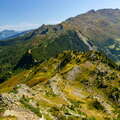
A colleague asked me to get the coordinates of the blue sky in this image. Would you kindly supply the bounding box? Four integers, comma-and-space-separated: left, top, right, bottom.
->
0, 0, 120, 31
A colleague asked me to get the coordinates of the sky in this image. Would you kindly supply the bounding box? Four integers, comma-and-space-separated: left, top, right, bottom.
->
0, 0, 120, 31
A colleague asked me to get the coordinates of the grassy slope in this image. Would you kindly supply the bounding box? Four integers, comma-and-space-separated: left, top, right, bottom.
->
0, 51, 120, 120
1, 9, 120, 83
0, 29, 89, 83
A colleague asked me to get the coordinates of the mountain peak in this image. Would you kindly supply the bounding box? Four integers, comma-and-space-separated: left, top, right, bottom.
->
87, 9, 96, 14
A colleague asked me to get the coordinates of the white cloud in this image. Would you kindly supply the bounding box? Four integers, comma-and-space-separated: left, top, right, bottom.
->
0, 23, 40, 31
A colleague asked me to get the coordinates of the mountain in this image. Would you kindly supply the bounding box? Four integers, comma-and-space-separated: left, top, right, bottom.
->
0, 30, 20, 40
0, 9, 120, 68
65, 9, 120, 64
0, 9, 120, 81
0, 51, 120, 120
0, 30, 34, 41
0, 9, 120, 120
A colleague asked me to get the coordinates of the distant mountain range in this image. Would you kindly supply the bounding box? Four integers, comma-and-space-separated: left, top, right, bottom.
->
0, 30, 20, 40
0, 29, 33, 40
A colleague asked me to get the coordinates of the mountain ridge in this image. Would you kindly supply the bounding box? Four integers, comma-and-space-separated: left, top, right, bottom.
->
0, 50, 120, 120
0, 8, 120, 120
0, 8, 120, 84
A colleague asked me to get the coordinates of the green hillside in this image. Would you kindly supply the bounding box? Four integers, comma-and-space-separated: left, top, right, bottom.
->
0, 51, 120, 120
0, 9, 120, 83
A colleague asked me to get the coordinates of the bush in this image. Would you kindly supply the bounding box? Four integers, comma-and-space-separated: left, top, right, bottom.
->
90, 100, 104, 111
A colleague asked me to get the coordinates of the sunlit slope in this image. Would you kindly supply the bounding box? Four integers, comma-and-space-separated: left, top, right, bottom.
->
1, 9, 120, 83
0, 51, 120, 120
